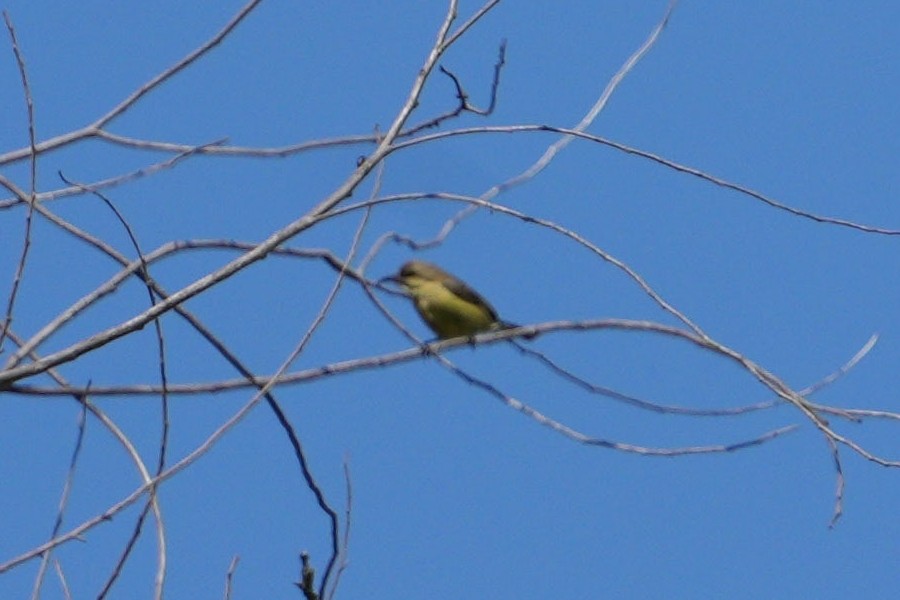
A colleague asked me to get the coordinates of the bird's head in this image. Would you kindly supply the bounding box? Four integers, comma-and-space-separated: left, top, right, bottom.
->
382, 260, 449, 292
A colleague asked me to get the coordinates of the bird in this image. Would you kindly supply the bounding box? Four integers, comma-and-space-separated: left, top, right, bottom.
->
383, 260, 527, 340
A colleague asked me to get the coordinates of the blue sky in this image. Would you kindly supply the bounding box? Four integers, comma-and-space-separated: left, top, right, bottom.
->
2, 1, 900, 598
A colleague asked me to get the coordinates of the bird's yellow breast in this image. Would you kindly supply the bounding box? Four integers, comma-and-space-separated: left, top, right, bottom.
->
410, 280, 495, 338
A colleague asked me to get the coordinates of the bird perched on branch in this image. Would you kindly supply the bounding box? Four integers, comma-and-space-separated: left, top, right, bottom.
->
383, 260, 530, 340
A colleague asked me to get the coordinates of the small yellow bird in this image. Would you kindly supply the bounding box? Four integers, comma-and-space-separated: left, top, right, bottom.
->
384, 260, 525, 340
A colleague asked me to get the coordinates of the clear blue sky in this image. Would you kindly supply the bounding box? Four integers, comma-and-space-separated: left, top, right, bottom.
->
2, 1, 900, 598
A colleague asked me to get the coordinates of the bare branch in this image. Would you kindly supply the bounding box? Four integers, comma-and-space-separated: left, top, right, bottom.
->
387, 126, 900, 235
0, 11, 38, 354
223, 556, 240, 600
29, 403, 87, 600
0, 0, 266, 166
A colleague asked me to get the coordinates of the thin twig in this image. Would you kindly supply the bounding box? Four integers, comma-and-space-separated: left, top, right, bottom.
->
326, 458, 353, 600
801, 334, 878, 399
63, 179, 170, 600
223, 556, 239, 600
0, 11, 39, 354
311, 204, 375, 598
826, 436, 844, 529
511, 339, 779, 416
0, 138, 225, 210
30, 403, 87, 600
386, 126, 900, 236
53, 560, 73, 600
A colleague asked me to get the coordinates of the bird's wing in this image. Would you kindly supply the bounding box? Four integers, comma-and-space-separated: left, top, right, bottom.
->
443, 276, 499, 321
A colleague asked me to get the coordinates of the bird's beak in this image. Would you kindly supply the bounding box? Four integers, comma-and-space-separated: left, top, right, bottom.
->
378, 273, 403, 286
